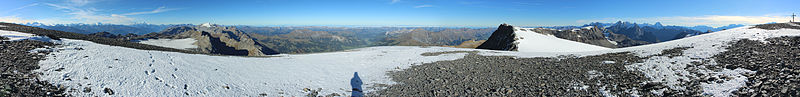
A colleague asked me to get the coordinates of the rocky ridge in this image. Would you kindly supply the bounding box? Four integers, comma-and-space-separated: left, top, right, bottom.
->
105, 24, 280, 56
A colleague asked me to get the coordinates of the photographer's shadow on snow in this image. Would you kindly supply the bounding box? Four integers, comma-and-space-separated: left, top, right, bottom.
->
351, 72, 363, 97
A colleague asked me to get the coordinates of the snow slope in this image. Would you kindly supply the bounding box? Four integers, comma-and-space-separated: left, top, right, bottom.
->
512, 27, 611, 52
35, 39, 474, 96
0, 29, 53, 41
137, 38, 198, 49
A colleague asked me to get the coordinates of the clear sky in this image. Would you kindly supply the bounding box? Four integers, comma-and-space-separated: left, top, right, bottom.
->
0, 0, 797, 27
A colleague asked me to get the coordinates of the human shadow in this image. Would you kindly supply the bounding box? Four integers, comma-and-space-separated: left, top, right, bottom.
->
351, 72, 363, 97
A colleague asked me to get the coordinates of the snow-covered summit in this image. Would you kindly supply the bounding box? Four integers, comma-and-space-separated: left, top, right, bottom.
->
199, 23, 217, 28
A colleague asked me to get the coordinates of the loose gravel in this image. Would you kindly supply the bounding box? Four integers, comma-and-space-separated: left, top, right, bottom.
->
752, 23, 800, 30
0, 40, 66, 96
374, 51, 663, 96
713, 36, 800, 96
373, 36, 800, 96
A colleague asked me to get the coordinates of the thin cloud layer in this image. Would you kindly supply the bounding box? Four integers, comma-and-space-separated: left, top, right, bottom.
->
0, 1, 180, 24
413, 5, 433, 8
43, 3, 136, 24
121, 6, 180, 16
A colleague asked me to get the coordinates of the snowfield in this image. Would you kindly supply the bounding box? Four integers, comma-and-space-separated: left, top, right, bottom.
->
137, 38, 199, 49
24, 23, 800, 96
512, 27, 611, 52
0, 29, 53, 41
36, 39, 477, 96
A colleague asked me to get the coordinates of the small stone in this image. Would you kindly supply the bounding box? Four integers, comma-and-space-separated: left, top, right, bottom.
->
781, 88, 788, 93
83, 87, 91, 93
103, 88, 114, 95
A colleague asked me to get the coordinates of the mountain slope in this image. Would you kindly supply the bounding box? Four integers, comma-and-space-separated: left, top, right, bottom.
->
477, 24, 610, 52
528, 26, 617, 48
137, 24, 279, 56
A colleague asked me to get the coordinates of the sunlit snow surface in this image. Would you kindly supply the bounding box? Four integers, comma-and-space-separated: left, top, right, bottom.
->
0, 29, 52, 41
137, 38, 198, 49
37, 39, 477, 96
33, 24, 800, 96
512, 27, 611, 52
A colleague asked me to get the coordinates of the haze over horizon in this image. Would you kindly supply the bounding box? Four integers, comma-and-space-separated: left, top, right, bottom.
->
1, 0, 797, 27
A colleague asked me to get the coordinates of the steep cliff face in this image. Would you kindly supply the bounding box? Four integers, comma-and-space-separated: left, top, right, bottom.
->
476, 24, 518, 51
149, 24, 279, 56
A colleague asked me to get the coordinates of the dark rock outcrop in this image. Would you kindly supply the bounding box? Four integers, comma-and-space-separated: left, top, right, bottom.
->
476, 24, 518, 51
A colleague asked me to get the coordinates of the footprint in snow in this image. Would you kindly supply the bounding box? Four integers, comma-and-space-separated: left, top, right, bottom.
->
155, 77, 162, 82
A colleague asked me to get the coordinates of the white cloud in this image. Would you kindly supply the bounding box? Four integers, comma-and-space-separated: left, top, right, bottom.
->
120, 6, 180, 16
69, 0, 91, 6
413, 5, 433, 8
576, 15, 791, 27
32, 0, 179, 25
390, 0, 400, 4
3, 3, 40, 15
43, 3, 136, 24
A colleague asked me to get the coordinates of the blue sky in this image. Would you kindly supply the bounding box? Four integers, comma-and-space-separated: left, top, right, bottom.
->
0, 0, 797, 27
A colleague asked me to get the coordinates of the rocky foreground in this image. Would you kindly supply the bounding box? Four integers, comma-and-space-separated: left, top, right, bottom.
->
371, 24, 800, 96
0, 38, 66, 96
717, 36, 800, 96
372, 48, 693, 96
372, 36, 799, 96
